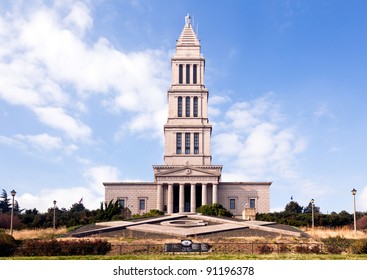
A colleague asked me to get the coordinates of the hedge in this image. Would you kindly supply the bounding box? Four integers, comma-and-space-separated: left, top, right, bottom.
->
15, 239, 111, 256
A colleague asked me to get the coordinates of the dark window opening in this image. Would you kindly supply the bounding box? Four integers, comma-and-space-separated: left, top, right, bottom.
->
185, 133, 190, 154
139, 199, 146, 210
230, 199, 236, 210
193, 64, 197, 84
178, 96, 182, 117
176, 133, 182, 154
186, 64, 190, 84
118, 199, 125, 208
194, 133, 199, 154
179, 64, 183, 84
185, 97, 190, 117
250, 198, 256, 209
193, 96, 198, 117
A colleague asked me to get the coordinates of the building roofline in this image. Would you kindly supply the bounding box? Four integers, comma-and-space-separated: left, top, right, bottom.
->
220, 182, 272, 186
153, 165, 223, 169
103, 182, 156, 186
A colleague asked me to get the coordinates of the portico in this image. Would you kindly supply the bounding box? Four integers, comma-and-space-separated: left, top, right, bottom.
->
154, 164, 222, 214
156, 183, 218, 214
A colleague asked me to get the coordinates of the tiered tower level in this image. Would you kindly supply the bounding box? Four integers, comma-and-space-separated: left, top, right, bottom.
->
164, 15, 212, 166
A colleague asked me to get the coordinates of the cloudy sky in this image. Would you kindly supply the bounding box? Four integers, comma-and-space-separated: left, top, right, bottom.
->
0, 0, 366, 213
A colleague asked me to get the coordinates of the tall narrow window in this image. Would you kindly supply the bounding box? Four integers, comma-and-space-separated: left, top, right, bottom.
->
229, 199, 236, 210
186, 64, 190, 84
179, 64, 183, 84
193, 64, 197, 84
193, 96, 198, 117
177, 96, 182, 117
176, 133, 182, 154
250, 198, 256, 209
194, 133, 199, 154
185, 97, 190, 117
117, 198, 126, 208
139, 199, 146, 210
185, 133, 190, 154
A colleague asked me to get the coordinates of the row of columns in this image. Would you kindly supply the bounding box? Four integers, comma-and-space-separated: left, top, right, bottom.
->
156, 183, 218, 214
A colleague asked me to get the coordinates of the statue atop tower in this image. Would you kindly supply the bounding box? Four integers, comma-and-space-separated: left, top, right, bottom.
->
185, 13, 191, 27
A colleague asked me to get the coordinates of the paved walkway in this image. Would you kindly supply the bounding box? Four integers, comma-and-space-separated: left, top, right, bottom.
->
71, 214, 303, 238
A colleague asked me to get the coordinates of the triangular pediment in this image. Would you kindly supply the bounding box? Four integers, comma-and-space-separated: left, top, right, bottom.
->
156, 166, 220, 178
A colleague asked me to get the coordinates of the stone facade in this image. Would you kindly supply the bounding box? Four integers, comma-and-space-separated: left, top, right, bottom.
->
104, 15, 271, 217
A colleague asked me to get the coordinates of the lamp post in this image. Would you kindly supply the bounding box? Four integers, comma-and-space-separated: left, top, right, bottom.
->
351, 188, 357, 237
10, 189, 16, 236
53, 200, 57, 230
311, 198, 315, 230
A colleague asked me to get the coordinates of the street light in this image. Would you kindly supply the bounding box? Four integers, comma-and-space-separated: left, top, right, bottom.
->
10, 189, 16, 236
351, 188, 357, 237
311, 198, 315, 230
53, 200, 57, 230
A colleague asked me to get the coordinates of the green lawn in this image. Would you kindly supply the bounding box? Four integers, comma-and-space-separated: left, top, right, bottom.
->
2, 253, 367, 260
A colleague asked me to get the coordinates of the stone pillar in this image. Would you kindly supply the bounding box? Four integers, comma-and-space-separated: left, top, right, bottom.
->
190, 184, 196, 213
179, 184, 185, 213
202, 184, 207, 205
167, 184, 173, 214
157, 184, 163, 211
212, 184, 218, 204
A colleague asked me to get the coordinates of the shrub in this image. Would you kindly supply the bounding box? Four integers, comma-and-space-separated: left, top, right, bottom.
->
196, 203, 232, 217
295, 244, 321, 254
351, 239, 367, 254
258, 244, 273, 254
0, 232, 18, 257
322, 236, 352, 254
278, 244, 291, 253
15, 239, 111, 256
356, 216, 367, 230
130, 209, 164, 220
309, 244, 322, 254
0, 213, 21, 230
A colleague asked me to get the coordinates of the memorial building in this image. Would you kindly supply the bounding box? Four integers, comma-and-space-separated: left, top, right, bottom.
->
104, 15, 271, 217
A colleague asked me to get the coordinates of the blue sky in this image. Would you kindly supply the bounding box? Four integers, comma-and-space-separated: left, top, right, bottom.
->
0, 0, 366, 213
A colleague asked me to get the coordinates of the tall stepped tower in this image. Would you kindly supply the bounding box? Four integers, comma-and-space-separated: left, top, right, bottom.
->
153, 14, 222, 213
104, 15, 271, 216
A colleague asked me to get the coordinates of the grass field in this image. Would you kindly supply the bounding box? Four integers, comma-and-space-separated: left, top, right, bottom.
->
301, 226, 366, 239
2, 253, 367, 260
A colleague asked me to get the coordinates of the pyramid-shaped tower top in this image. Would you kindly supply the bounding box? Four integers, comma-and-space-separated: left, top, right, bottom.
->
176, 14, 200, 48
174, 14, 201, 58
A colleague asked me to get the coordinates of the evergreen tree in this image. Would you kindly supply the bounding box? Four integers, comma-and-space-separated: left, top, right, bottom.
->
284, 201, 303, 213
0, 189, 11, 213
303, 201, 320, 214
70, 202, 86, 212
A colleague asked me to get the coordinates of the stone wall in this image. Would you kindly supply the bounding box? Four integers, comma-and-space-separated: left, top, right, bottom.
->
218, 182, 270, 215
104, 183, 157, 215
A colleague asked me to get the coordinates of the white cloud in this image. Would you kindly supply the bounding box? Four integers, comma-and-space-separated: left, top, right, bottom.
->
63, 1, 93, 36
210, 95, 232, 106
15, 133, 62, 151
0, 135, 19, 146
212, 133, 243, 158
83, 165, 120, 195
212, 94, 306, 181
0, 1, 170, 144
33, 107, 92, 141
358, 185, 367, 212
0, 133, 78, 159
17, 164, 121, 212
